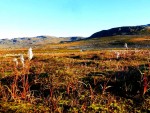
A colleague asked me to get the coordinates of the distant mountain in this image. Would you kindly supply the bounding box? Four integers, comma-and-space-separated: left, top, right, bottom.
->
89, 24, 150, 39
0, 24, 150, 49
0, 36, 85, 48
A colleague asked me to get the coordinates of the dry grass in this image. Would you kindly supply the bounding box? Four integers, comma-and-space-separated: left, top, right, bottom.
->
0, 48, 150, 112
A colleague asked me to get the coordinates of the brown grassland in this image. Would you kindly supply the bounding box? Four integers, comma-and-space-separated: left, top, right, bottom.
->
0, 44, 150, 112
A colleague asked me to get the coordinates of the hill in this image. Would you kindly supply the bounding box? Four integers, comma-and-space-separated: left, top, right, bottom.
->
0, 24, 150, 49
0, 36, 84, 48
89, 24, 150, 38
42, 24, 150, 50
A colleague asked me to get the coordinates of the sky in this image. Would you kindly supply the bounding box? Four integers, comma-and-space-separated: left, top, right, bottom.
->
0, 0, 150, 39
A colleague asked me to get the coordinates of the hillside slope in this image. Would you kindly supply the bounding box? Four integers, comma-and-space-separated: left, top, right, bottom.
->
89, 24, 150, 38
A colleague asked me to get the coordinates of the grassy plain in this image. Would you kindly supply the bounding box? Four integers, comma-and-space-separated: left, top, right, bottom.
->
0, 38, 150, 112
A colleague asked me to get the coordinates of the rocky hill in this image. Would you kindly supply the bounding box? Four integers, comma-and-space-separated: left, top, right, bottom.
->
89, 24, 150, 38
0, 36, 84, 48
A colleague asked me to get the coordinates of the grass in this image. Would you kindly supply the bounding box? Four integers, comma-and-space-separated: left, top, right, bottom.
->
43, 35, 150, 49
0, 47, 150, 112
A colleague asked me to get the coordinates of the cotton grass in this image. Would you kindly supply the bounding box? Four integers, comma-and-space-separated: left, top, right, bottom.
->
13, 58, 18, 66
28, 47, 33, 60
20, 54, 25, 67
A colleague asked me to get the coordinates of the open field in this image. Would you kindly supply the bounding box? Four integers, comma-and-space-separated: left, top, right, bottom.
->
40, 35, 150, 50
0, 47, 150, 112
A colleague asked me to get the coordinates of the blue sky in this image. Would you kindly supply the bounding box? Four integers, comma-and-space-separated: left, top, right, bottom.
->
0, 0, 150, 39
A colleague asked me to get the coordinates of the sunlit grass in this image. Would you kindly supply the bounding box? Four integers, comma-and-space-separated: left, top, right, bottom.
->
0, 47, 150, 112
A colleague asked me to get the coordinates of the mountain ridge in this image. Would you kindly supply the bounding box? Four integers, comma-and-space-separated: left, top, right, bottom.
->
0, 24, 150, 48
89, 24, 150, 39
0, 36, 85, 48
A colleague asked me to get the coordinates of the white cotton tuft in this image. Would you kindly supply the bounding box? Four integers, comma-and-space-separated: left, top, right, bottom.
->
28, 47, 33, 60
116, 52, 120, 59
124, 43, 128, 49
20, 54, 25, 67
13, 58, 18, 66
